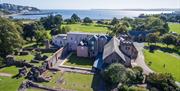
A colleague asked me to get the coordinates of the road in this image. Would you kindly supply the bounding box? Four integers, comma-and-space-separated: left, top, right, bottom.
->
133, 42, 153, 75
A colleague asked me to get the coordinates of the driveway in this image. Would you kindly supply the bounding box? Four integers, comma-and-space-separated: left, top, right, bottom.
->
133, 42, 153, 75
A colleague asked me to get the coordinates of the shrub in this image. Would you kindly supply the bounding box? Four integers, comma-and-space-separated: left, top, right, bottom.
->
19, 51, 29, 55
146, 73, 179, 91
118, 85, 148, 91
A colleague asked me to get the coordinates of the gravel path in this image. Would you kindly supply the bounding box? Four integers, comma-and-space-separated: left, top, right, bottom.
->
133, 42, 153, 75
0, 73, 13, 77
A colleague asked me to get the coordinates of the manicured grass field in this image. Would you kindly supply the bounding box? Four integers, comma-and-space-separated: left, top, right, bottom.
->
0, 66, 19, 75
144, 49, 180, 81
64, 53, 93, 68
169, 23, 180, 34
41, 71, 94, 91
62, 23, 109, 33
0, 77, 24, 91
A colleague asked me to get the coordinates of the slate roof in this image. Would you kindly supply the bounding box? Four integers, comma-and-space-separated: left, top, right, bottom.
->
102, 37, 126, 62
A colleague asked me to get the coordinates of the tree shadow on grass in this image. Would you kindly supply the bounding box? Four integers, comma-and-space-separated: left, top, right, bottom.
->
91, 73, 106, 91
144, 45, 180, 55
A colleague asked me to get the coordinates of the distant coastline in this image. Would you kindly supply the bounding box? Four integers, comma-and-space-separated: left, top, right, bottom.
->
3, 9, 177, 20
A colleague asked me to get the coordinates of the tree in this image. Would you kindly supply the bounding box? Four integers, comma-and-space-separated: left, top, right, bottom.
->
109, 23, 128, 36
0, 17, 24, 56
23, 22, 44, 40
132, 66, 144, 83
58, 26, 71, 34
35, 30, 51, 44
40, 14, 63, 30
161, 34, 177, 47
146, 32, 159, 45
83, 17, 93, 23
110, 17, 119, 25
0, 57, 4, 67
103, 63, 127, 84
146, 73, 179, 91
96, 20, 104, 24
71, 13, 81, 23
122, 21, 130, 28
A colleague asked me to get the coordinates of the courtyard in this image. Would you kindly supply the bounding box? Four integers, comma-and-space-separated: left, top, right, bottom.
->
63, 53, 94, 68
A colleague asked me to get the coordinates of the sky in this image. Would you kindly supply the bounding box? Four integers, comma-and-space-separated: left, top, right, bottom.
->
0, 0, 180, 9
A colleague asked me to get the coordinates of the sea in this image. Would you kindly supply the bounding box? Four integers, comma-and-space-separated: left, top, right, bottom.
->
12, 9, 174, 20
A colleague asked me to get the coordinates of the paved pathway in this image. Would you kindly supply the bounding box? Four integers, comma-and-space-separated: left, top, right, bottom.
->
133, 42, 153, 75
0, 73, 13, 77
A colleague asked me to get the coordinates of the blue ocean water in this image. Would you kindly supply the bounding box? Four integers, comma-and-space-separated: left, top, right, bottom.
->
13, 9, 174, 20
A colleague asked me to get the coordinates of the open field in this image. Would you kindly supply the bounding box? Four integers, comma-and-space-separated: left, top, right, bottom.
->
0, 66, 24, 91
169, 23, 180, 34
64, 53, 94, 68
62, 23, 109, 33
0, 77, 24, 91
41, 71, 96, 91
144, 49, 180, 82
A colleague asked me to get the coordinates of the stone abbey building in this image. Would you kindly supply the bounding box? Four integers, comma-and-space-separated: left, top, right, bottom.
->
52, 32, 138, 69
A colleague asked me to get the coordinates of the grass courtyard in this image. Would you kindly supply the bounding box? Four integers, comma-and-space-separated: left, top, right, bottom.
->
41, 71, 96, 91
144, 49, 180, 82
64, 53, 94, 68
169, 23, 180, 34
62, 23, 109, 33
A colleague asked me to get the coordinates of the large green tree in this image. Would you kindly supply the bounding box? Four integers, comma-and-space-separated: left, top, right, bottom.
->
83, 17, 93, 23
161, 33, 177, 47
109, 23, 128, 36
35, 30, 51, 44
0, 17, 23, 56
110, 17, 119, 25
40, 14, 63, 30
146, 32, 159, 45
103, 63, 127, 84
71, 13, 81, 23
23, 22, 44, 40
146, 73, 179, 91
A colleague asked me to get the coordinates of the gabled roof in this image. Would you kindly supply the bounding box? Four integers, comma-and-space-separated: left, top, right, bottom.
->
103, 37, 126, 62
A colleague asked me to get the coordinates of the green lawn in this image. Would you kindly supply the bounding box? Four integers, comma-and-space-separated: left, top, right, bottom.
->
144, 49, 180, 82
0, 66, 19, 75
169, 23, 180, 34
64, 53, 93, 68
61, 72, 94, 91
63, 23, 109, 33
15, 54, 34, 62
41, 71, 94, 91
0, 77, 24, 91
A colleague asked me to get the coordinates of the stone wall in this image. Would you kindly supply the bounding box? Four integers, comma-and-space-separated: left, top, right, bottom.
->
46, 44, 69, 69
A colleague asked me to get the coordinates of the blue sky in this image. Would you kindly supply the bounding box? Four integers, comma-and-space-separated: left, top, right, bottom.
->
1, 0, 180, 9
